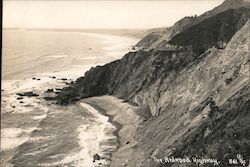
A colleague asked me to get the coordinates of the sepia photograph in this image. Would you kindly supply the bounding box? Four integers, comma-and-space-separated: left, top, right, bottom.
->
1, 0, 250, 166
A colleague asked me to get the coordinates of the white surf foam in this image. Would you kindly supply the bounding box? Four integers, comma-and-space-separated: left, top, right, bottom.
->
38, 103, 114, 167
23, 147, 48, 156
1, 127, 37, 151
1, 137, 29, 151
32, 114, 47, 120
37, 124, 100, 166
46, 54, 68, 58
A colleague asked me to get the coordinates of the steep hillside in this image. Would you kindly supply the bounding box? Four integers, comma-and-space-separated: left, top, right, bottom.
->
135, 32, 165, 49
170, 8, 250, 55
54, 5, 250, 167
135, 20, 250, 167
56, 8, 249, 105
54, 20, 250, 167
56, 48, 195, 105
136, 0, 250, 49
169, 0, 250, 38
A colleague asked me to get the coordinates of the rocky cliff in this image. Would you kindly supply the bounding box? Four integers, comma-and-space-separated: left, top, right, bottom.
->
56, 7, 249, 107
55, 3, 250, 166
136, 20, 250, 167
170, 8, 250, 55
136, 0, 250, 50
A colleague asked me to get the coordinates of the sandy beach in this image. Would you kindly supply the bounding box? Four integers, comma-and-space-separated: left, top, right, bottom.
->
83, 96, 143, 167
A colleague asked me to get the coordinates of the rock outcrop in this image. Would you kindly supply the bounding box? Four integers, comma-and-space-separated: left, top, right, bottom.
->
16, 91, 39, 97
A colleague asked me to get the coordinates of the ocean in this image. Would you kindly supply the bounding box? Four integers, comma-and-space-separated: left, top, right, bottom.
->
1, 29, 138, 167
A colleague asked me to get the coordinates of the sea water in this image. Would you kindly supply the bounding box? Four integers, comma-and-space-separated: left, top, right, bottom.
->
1, 29, 138, 166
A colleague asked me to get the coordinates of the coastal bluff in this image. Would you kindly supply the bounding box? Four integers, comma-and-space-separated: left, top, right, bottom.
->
55, 1, 250, 166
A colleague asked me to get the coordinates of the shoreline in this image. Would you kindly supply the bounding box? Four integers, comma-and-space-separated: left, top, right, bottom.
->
82, 100, 123, 165
84, 100, 123, 145
82, 96, 143, 167
1, 30, 141, 166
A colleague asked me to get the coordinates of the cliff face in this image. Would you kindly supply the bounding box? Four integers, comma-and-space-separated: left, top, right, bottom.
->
56, 48, 195, 105
136, 0, 250, 50
55, 4, 250, 166
136, 21, 250, 167
56, 7, 249, 107
170, 8, 250, 55
169, 0, 250, 38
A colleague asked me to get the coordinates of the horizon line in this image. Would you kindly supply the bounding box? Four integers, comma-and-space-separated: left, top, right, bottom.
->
3, 27, 157, 30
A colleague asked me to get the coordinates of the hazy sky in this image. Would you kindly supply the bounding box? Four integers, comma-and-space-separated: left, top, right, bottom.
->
3, 0, 224, 29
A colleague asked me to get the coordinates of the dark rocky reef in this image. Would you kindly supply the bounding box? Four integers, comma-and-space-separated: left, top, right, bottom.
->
16, 91, 39, 97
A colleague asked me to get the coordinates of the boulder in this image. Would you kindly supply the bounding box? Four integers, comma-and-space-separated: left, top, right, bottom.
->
93, 154, 100, 162
46, 89, 54, 93
44, 96, 55, 101
16, 92, 39, 97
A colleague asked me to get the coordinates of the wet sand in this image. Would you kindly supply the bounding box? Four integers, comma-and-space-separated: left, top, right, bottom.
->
83, 96, 143, 167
